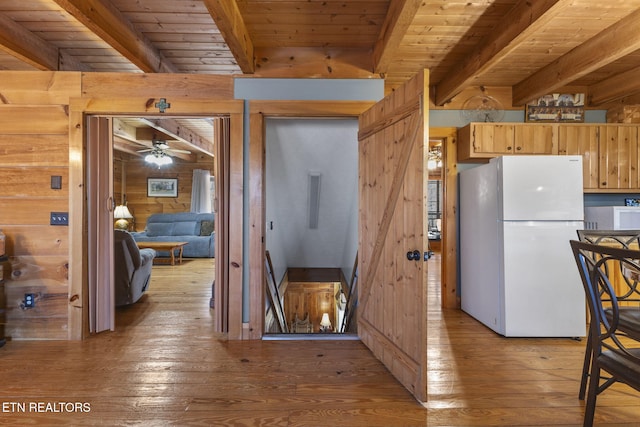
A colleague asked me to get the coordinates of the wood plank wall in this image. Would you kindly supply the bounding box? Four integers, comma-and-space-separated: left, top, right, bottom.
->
114, 152, 214, 232
0, 71, 234, 341
0, 72, 81, 340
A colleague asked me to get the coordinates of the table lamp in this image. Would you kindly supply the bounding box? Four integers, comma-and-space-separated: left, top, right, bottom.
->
114, 205, 133, 230
319, 312, 332, 332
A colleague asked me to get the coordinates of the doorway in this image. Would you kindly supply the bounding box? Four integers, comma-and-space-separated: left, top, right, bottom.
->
429, 127, 459, 309
264, 118, 359, 336
86, 114, 221, 333
69, 97, 244, 339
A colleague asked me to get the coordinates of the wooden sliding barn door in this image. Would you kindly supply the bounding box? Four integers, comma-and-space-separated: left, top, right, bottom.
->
357, 70, 429, 402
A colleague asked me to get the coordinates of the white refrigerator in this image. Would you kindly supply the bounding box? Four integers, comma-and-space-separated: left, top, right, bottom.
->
459, 155, 586, 337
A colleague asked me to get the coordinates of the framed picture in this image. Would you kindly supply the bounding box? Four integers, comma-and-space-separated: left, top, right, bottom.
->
525, 93, 585, 123
147, 178, 178, 197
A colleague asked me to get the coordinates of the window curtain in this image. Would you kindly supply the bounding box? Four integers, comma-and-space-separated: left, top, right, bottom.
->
190, 169, 212, 213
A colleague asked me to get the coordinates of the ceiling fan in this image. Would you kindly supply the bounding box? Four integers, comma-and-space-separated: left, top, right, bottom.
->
137, 139, 191, 156
138, 139, 191, 166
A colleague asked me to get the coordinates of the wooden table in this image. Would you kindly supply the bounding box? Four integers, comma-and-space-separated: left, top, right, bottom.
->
136, 241, 188, 265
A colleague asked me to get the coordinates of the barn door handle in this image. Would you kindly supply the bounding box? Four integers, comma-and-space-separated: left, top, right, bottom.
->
406, 250, 420, 261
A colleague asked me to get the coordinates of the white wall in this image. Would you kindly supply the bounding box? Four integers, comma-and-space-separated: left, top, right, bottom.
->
235, 78, 383, 322
265, 118, 359, 283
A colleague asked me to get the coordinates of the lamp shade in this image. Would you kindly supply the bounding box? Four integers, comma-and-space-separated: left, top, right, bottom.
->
114, 205, 133, 219
320, 313, 332, 328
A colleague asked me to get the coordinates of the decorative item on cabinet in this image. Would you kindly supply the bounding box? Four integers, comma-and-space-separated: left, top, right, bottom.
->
525, 93, 584, 123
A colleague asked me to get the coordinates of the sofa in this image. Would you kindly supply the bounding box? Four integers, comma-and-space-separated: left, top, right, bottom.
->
131, 212, 215, 258
114, 229, 156, 306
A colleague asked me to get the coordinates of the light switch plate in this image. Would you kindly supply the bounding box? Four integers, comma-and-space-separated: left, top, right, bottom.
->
50, 212, 69, 226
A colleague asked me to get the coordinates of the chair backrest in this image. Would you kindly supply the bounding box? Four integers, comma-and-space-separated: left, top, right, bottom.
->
570, 240, 640, 354
577, 229, 640, 249
291, 313, 312, 333
114, 229, 141, 271
577, 230, 640, 304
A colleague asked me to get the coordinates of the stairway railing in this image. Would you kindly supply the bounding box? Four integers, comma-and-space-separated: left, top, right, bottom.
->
265, 251, 288, 333
340, 252, 358, 333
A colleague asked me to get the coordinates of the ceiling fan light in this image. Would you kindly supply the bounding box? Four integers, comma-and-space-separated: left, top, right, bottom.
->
145, 152, 173, 167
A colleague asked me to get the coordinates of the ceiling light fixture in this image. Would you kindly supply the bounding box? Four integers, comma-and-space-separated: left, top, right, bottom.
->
145, 150, 173, 167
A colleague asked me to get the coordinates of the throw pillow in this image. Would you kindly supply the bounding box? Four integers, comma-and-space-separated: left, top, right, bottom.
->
200, 220, 214, 236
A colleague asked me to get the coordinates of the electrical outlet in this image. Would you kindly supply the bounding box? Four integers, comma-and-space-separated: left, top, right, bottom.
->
50, 212, 69, 226
24, 293, 35, 308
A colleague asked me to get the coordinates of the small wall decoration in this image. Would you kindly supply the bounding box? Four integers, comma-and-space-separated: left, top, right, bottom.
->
525, 93, 585, 123
147, 178, 178, 197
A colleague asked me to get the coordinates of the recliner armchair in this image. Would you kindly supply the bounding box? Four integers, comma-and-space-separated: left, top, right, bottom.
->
114, 229, 156, 306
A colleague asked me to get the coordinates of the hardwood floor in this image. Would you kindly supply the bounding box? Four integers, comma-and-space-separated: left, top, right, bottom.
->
1, 255, 640, 425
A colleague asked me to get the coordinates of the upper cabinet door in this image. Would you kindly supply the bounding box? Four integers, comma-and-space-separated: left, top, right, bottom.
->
558, 125, 599, 190
458, 123, 557, 161
513, 124, 556, 154
599, 125, 640, 189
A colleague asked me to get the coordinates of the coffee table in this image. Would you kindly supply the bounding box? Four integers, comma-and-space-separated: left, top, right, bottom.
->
135, 241, 188, 265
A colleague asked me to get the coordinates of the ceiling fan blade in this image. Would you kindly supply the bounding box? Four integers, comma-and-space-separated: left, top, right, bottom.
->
168, 148, 192, 154
137, 148, 153, 153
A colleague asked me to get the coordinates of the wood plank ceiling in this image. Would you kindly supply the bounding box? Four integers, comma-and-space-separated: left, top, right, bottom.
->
0, 0, 638, 110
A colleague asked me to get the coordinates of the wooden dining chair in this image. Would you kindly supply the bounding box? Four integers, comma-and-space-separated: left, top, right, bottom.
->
570, 240, 640, 426
575, 230, 640, 400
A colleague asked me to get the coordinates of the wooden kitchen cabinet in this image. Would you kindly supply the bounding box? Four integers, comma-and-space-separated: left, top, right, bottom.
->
513, 124, 555, 154
560, 124, 640, 190
557, 125, 599, 190
457, 123, 555, 161
598, 125, 640, 190
458, 122, 640, 192
457, 123, 515, 161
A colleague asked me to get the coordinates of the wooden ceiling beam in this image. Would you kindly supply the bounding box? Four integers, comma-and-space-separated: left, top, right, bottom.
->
513, 7, 640, 106
372, 0, 422, 74
589, 65, 640, 106
113, 118, 201, 162
113, 136, 144, 157
113, 118, 138, 143
0, 12, 87, 71
202, 0, 254, 73
53, 0, 178, 73
434, 0, 569, 106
